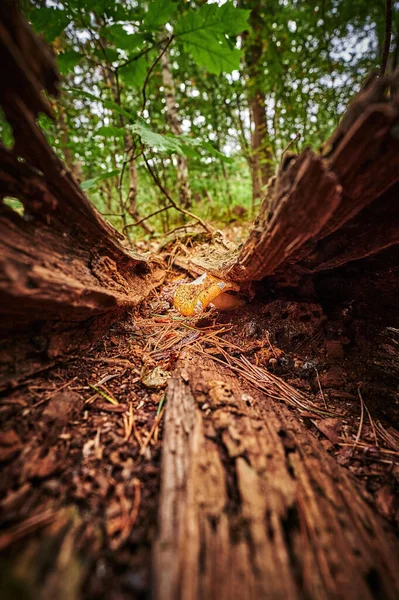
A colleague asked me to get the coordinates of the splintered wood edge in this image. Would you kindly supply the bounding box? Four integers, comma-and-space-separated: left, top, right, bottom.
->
154, 354, 399, 600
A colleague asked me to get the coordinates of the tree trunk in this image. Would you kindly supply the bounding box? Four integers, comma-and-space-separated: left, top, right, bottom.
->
124, 132, 154, 236
58, 100, 82, 182
244, 1, 274, 209
160, 47, 192, 209
154, 355, 399, 600
178, 71, 399, 289
0, 2, 163, 387
96, 19, 152, 237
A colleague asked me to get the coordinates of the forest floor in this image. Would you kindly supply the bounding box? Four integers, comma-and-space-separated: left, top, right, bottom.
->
1, 232, 399, 599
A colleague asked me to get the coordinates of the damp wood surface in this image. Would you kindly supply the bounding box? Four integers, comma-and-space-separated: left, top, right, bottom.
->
155, 354, 399, 600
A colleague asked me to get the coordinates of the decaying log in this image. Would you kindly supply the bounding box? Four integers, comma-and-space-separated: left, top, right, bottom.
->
155, 355, 399, 600
174, 73, 399, 286
0, 2, 163, 387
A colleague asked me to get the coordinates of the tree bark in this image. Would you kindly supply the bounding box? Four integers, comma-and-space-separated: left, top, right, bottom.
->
0, 2, 163, 387
154, 355, 399, 600
58, 100, 82, 182
177, 72, 399, 288
161, 47, 192, 209
96, 17, 152, 237
244, 0, 274, 209
125, 132, 155, 236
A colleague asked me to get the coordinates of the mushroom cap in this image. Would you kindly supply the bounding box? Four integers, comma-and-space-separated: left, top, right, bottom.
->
173, 273, 240, 316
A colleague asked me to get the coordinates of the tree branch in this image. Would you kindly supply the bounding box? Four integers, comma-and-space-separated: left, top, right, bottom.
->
381, 0, 393, 75
142, 150, 213, 234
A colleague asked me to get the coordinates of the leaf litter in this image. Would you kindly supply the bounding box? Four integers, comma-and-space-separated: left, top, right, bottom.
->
0, 266, 398, 598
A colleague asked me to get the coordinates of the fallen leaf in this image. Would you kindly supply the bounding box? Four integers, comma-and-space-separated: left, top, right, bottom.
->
314, 418, 343, 445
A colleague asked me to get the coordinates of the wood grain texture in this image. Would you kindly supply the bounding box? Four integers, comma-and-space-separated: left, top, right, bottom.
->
154, 354, 399, 600
0, 3, 162, 386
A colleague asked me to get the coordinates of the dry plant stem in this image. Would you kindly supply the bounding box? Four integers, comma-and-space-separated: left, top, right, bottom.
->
353, 386, 366, 450
142, 151, 213, 234
140, 405, 166, 455
315, 368, 328, 409
123, 204, 174, 232
281, 132, 300, 158
0, 509, 56, 552
381, 0, 393, 75
31, 377, 78, 408
140, 36, 174, 117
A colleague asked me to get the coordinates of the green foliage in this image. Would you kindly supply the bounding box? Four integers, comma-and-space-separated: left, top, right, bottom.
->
81, 169, 120, 190
18, 0, 393, 241
132, 123, 183, 154
175, 2, 250, 74
119, 57, 148, 90
144, 0, 178, 30
95, 126, 126, 138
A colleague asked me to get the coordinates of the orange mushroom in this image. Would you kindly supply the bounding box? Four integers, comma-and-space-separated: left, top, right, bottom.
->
173, 273, 241, 316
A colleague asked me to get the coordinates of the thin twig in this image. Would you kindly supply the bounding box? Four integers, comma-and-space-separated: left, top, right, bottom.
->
353, 386, 365, 450
315, 368, 328, 410
140, 405, 166, 455
123, 204, 174, 233
380, 0, 393, 75
142, 150, 213, 234
140, 36, 174, 117
281, 132, 300, 159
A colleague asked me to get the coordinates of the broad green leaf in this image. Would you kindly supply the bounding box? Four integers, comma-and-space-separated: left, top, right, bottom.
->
103, 100, 135, 122
175, 2, 250, 74
144, 0, 178, 30
29, 7, 71, 42
93, 47, 120, 63
103, 25, 146, 52
95, 126, 126, 138
132, 124, 183, 154
57, 51, 83, 75
200, 141, 234, 164
179, 136, 234, 163
119, 56, 148, 90
81, 169, 119, 190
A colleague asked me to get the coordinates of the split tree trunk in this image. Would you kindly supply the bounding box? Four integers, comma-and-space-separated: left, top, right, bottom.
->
154, 70, 399, 600
155, 356, 399, 600
178, 70, 399, 289
0, 2, 162, 387
161, 46, 192, 209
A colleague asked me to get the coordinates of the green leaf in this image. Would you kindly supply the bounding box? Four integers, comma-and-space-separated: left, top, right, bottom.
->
179, 136, 234, 163
29, 7, 71, 42
95, 126, 126, 138
144, 0, 178, 30
93, 47, 120, 63
57, 51, 82, 75
67, 89, 135, 122
103, 100, 135, 122
175, 2, 250, 74
132, 123, 183, 154
199, 141, 234, 164
119, 56, 148, 90
81, 169, 119, 191
102, 25, 146, 52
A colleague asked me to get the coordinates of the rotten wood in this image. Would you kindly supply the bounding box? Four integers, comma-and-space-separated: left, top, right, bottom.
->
154, 355, 399, 600
173, 71, 399, 286
0, 2, 164, 387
